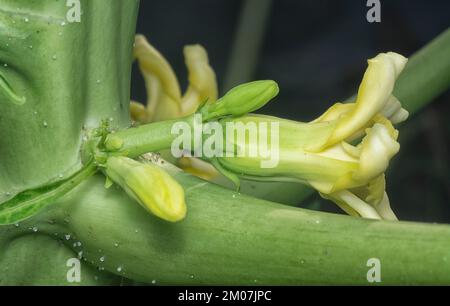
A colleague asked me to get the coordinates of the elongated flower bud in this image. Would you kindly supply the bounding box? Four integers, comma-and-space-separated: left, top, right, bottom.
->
105, 156, 186, 222
200, 80, 279, 121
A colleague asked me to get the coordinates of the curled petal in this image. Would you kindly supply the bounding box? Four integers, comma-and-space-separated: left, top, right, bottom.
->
181, 45, 218, 115
354, 123, 400, 182
178, 157, 219, 181
321, 190, 382, 219
134, 34, 182, 121
381, 96, 409, 124
311, 102, 353, 124
130, 100, 148, 123
324, 52, 407, 147
374, 192, 398, 221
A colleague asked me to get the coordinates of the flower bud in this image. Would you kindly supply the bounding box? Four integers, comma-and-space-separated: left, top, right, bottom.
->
200, 80, 279, 121
105, 156, 186, 222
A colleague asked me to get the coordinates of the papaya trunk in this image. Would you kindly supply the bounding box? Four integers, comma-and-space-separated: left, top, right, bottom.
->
0, 0, 138, 196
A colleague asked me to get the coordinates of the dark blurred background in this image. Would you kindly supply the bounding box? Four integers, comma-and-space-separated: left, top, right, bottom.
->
131, 0, 450, 223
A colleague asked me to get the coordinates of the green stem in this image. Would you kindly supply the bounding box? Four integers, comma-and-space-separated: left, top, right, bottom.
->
106, 116, 193, 158
223, 0, 273, 91
13, 171, 450, 285
393, 27, 450, 114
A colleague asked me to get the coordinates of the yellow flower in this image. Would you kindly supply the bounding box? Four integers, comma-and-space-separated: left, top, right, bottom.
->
216, 52, 409, 220
131, 34, 218, 123
105, 156, 186, 222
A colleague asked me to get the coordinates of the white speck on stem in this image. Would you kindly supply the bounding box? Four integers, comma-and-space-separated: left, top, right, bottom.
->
65, 234, 71, 240
99, 256, 105, 262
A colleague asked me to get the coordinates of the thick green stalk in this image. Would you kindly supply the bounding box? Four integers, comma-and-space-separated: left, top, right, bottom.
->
3, 172, 450, 285
393, 27, 450, 114
0, 0, 140, 285
0, 0, 139, 197
222, 0, 273, 91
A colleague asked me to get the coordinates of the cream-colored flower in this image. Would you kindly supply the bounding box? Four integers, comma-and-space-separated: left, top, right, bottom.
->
131, 34, 218, 123
216, 52, 409, 220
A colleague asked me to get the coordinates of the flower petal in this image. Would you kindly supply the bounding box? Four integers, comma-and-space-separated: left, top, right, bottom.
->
325, 52, 407, 146
181, 45, 218, 115
134, 34, 182, 121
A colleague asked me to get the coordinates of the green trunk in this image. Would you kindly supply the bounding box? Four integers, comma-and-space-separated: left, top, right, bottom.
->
0, 0, 138, 196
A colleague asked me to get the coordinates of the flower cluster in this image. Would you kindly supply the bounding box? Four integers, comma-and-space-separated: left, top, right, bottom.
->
128, 34, 408, 221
